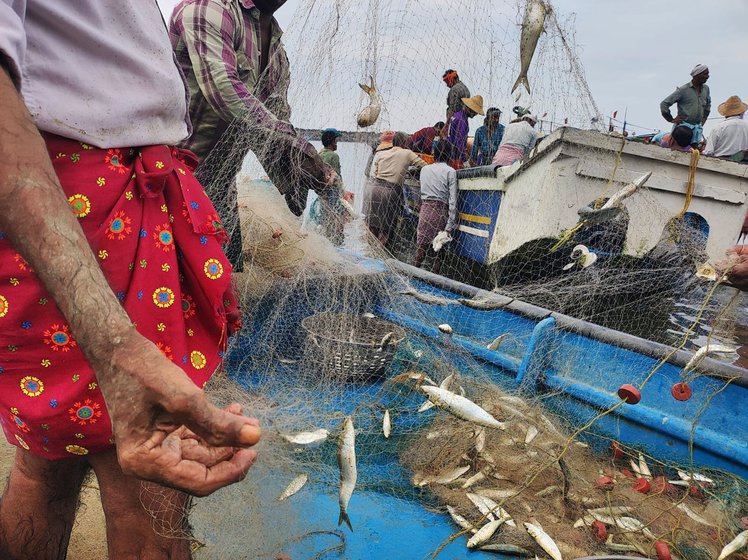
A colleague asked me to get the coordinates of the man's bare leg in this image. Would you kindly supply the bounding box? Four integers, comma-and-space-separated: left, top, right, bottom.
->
0, 448, 88, 560
88, 450, 191, 560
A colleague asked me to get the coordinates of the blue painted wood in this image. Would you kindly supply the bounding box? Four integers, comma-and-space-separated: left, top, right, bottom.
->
452, 189, 501, 264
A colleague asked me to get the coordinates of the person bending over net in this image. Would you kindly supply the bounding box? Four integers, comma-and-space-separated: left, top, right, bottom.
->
364, 131, 426, 249
170, 0, 331, 270
0, 4, 261, 558
414, 141, 458, 274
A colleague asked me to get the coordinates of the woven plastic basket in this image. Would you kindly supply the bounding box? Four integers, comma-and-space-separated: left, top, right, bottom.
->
301, 311, 406, 381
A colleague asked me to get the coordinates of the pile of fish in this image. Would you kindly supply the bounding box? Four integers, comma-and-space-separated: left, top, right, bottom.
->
398, 374, 747, 559
272, 371, 747, 559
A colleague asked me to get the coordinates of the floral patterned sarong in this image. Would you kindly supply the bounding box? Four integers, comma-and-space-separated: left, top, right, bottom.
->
0, 134, 240, 459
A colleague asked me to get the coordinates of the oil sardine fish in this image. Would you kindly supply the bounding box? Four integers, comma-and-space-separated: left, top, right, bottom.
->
683, 344, 735, 373
418, 372, 456, 412
337, 416, 357, 531
718, 530, 748, 560
382, 409, 391, 438
401, 286, 455, 305
277, 473, 308, 501
524, 521, 563, 560
487, 333, 508, 351
511, 0, 549, 94
447, 505, 478, 534
422, 386, 506, 430
356, 77, 381, 127
415, 465, 471, 487
467, 519, 506, 549
578, 172, 652, 224
479, 544, 533, 556
282, 428, 329, 446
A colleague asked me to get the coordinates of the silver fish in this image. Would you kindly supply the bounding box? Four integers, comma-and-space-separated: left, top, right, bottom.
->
638, 453, 652, 480
524, 521, 563, 560
479, 544, 533, 556
415, 465, 471, 487
467, 493, 515, 527
447, 505, 477, 534
379, 331, 395, 348
458, 296, 514, 310
282, 428, 329, 446
401, 287, 455, 305
337, 416, 357, 531
677, 469, 714, 485
683, 344, 735, 373
511, 0, 548, 94
438, 323, 454, 334
578, 172, 651, 224
525, 425, 539, 444
677, 503, 716, 527
422, 386, 506, 430
356, 77, 381, 127
718, 530, 748, 560
419, 373, 455, 413
467, 518, 505, 549
277, 473, 308, 501
461, 471, 487, 489
382, 409, 391, 438
487, 333, 508, 351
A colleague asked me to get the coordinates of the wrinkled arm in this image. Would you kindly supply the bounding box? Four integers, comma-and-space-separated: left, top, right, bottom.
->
0, 66, 260, 495
446, 169, 458, 232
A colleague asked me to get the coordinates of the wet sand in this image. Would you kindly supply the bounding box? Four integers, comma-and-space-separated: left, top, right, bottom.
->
0, 440, 108, 559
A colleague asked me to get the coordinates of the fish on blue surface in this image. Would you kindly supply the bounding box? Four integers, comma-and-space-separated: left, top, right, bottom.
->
337, 416, 357, 531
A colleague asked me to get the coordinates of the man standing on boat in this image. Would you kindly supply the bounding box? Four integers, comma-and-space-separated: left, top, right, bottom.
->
660, 64, 711, 147
471, 107, 505, 166
704, 96, 748, 160
447, 95, 485, 169
443, 69, 471, 124
315, 128, 346, 245
170, 0, 331, 270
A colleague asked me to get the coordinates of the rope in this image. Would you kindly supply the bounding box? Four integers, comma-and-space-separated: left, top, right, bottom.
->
677, 148, 700, 217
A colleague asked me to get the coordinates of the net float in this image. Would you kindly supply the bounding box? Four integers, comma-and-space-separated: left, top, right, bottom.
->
617, 384, 641, 404
655, 541, 672, 560
632, 477, 651, 494
595, 475, 614, 490
672, 382, 693, 401
591, 520, 607, 542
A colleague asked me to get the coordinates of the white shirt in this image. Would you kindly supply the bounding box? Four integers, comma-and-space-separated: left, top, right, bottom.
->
419, 162, 458, 231
1, 1, 189, 148
498, 120, 537, 152
704, 115, 748, 158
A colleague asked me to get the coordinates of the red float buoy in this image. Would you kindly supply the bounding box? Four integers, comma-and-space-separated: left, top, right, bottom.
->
618, 383, 641, 404
632, 477, 651, 494
671, 382, 693, 401
621, 467, 635, 478
591, 520, 608, 542
655, 541, 671, 560
595, 475, 615, 490
272, 229, 284, 239
611, 441, 625, 459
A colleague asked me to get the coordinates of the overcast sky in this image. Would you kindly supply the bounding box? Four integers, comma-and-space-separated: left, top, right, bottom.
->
159, 0, 748, 136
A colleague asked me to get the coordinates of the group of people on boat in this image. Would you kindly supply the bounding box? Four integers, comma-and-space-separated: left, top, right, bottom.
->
637, 64, 748, 162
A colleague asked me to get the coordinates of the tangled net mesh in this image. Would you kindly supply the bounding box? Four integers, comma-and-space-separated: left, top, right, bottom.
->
144, 1, 748, 558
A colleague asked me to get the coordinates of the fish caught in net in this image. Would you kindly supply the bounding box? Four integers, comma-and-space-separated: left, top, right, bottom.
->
144, 0, 748, 558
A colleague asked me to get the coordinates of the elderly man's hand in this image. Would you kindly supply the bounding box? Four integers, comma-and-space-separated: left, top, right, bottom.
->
721, 245, 748, 292
100, 330, 261, 496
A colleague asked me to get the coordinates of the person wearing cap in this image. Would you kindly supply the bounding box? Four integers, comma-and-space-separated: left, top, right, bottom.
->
315, 128, 346, 244
491, 114, 538, 166
443, 69, 471, 124
447, 95, 485, 169
704, 96, 748, 159
364, 131, 426, 248
660, 64, 711, 146
470, 107, 505, 166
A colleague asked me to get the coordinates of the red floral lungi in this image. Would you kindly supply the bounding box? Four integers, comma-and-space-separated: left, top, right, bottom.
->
0, 134, 240, 459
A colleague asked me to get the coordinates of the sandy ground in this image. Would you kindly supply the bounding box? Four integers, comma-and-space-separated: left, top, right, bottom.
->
0, 440, 108, 559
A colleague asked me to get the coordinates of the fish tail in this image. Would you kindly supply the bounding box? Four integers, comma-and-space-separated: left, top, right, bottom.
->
511, 74, 531, 95
338, 510, 354, 531
358, 82, 373, 96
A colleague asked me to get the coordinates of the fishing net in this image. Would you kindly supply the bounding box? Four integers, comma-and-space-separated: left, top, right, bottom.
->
145, 0, 748, 558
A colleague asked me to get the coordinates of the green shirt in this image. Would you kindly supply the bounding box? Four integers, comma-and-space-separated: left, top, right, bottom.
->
660, 82, 711, 125
319, 147, 342, 177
